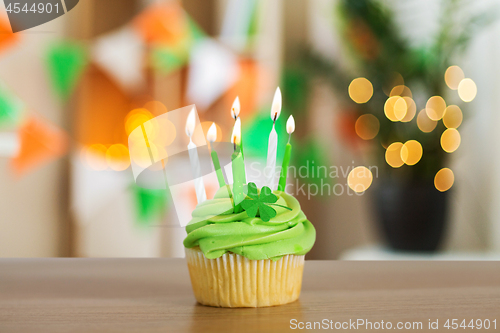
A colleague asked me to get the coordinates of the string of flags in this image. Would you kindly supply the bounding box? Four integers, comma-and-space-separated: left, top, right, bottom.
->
0, 0, 315, 225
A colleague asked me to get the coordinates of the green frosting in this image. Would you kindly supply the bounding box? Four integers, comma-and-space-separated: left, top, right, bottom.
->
183, 186, 316, 261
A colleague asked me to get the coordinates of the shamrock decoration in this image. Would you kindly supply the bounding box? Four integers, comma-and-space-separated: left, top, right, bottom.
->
240, 182, 291, 222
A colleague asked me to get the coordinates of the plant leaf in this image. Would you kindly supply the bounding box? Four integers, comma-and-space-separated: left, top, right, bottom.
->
259, 205, 277, 222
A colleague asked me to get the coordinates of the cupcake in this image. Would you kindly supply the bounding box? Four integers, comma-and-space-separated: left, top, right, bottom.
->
183, 183, 316, 308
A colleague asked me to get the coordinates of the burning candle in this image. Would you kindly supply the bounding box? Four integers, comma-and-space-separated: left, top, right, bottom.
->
278, 115, 295, 192
265, 87, 282, 189
207, 122, 226, 188
231, 117, 246, 209
231, 96, 244, 158
185, 107, 207, 203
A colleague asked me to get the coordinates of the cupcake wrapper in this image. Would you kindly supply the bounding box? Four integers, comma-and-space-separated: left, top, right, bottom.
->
185, 247, 305, 308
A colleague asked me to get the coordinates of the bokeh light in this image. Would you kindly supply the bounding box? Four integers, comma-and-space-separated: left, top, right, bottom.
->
85, 144, 108, 170
390, 85, 412, 98
384, 96, 401, 122
125, 108, 154, 136
385, 142, 404, 168
458, 78, 477, 102
347, 166, 373, 193
417, 109, 437, 133
443, 105, 463, 129
401, 140, 423, 165
355, 114, 380, 140
426, 96, 446, 121
393, 97, 407, 121
143, 100, 168, 115
441, 128, 461, 153
349, 77, 373, 104
444, 66, 464, 90
149, 117, 176, 147
401, 97, 416, 122
435, 168, 454, 192
106, 144, 130, 171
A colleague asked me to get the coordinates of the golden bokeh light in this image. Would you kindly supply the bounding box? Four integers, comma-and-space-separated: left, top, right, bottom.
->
348, 77, 373, 104
355, 114, 380, 140
384, 96, 401, 122
106, 144, 130, 171
417, 109, 437, 133
385, 142, 405, 168
426, 96, 447, 121
390, 85, 412, 98
441, 128, 461, 153
129, 142, 168, 170
443, 105, 463, 129
458, 78, 477, 102
444, 66, 464, 90
401, 140, 423, 165
435, 168, 454, 192
347, 166, 373, 193
394, 97, 408, 121
125, 108, 154, 136
85, 144, 108, 170
401, 97, 416, 122
143, 101, 168, 115
149, 117, 176, 147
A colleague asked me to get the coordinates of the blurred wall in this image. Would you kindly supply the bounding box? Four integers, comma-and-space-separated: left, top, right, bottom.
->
0, 4, 68, 257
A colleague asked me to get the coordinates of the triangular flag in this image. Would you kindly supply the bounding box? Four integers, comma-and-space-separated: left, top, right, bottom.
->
186, 38, 240, 109
150, 17, 206, 74
11, 115, 68, 176
224, 59, 261, 119
0, 81, 25, 128
133, 185, 169, 225
0, 16, 19, 53
92, 26, 145, 92
45, 41, 88, 100
71, 153, 130, 223
133, 2, 188, 46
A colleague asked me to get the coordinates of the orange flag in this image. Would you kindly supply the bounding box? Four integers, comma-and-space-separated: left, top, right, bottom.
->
133, 1, 188, 45
11, 115, 68, 176
224, 59, 264, 119
0, 17, 19, 53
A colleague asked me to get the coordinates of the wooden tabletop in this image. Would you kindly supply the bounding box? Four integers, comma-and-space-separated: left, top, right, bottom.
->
0, 259, 499, 332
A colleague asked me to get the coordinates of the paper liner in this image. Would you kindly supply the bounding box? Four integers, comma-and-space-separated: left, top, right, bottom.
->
185, 247, 304, 307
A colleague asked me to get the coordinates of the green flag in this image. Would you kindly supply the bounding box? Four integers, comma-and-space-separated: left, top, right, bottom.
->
45, 41, 88, 100
133, 185, 169, 226
0, 82, 24, 128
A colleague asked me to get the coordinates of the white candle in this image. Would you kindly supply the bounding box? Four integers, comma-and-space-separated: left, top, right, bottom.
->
265, 87, 282, 189
186, 107, 207, 203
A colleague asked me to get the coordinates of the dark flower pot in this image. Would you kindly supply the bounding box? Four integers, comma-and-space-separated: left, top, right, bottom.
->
372, 178, 449, 252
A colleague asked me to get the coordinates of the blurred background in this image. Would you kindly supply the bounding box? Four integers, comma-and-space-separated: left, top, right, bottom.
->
1, 0, 500, 259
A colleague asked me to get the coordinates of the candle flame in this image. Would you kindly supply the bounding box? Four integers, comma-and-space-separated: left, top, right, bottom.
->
287, 115, 295, 134
271, 87, 282, 121
231, 117, 241, 146
207, 122, 217, 142
185, 107, 196, 138
231, 96, 240, 120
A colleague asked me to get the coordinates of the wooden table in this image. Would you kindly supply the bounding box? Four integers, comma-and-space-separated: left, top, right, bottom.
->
0, 259, 498, 332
